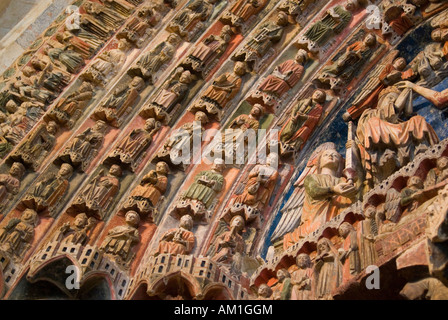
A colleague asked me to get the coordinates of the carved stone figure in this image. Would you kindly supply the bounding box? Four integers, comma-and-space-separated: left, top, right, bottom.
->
123, 161, 169, 216
425, 157, 448, 189
356, 86, 439, 187
381, 0, 419, 37
211, 215, 245, 266
181, 25, 232, 75
127, 33, 180, 83
117, 5, 163, 47
248, 49, 308, 106
100, 210, 140, 267
46, 47, 85, 74
148, 68, 193, 113
92, 76, 145, 127
232, 12, 289, 70
56, 120, 108, 171
188, 61, 247, 121
167, 0, 217, 40
54, 213, 96, 245
279, 89, 326, 157
279, 0, 313, 16
230, 153, 279, 223
171, 159, 225, 221
400, 277, 448, 300
314, 238, 343, 300
396, 80, 448, 109
272, 269, 292, 300
291, 253, 313, 300
345, 56, 415, 121
155, 215, 195, 256
0, 209, 38, 262
82, 39, 130, 85
21, 62, 69, 94
0, 162, 26, 211
220, 0, 268, 29
300, 1, 356, 49
107, 118, 161, 171
338, 222, 361, 277
213, 104, 263, 161
45, 81, 94, 129
69, 165, 122, 219
317, 33, 378, 90
360, 205, 378, 268
400, 176, 425, 216
21, 163, 73, 214
82, 1, 125, 31
10, 121, 58, 171
154, 111, 208, 168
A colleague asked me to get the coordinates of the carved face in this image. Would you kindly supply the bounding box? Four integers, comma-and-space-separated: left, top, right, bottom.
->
437, 157, 448, 170
46, 122, 58, 135
338, 222, 351, 237
277, 269, 287, 281
5, 101, 18, 114
144, 118, 156, 131
297, 254, 310, 268
80, 82, 93, 93
258, 284, 271, 297
364, 34, 377, 47
22, 209, 37, 223
22, 66, 36, 78
74, 214, 88, 227
212, 162, 225, 173
276, 12, 288, 26
295, 50, 308, 64
179, 71, 192, 84
364, 205, 376, 219
167, 34, 179, 45
234, 62, 246, 76
180, 215, 193, 230
250, 104, 263, 118
194, 111, 208, 124
393, 58, 407, 71
10, 163, 24, 178
230, 215, 245, 231
131, 77, 145, 90
118, 39, 129, 51
408, 176, 423, 189
109, 165, 122, 177
312, 90, 326, 104
94, 121, 107, 133
380, 92, 399, 107
59, 164, 73, 178
156, 162, 168, 175
344, 0, 357, 12
317, 239, 330, 253
266, 153, 279, 168
125, 211, 140, 227
319, 150, 341, 172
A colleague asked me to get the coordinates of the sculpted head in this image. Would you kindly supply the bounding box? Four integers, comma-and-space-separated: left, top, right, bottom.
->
74, 213, 88, 228
296, 253, 311, 269
276, 268, 290, 282
156, 161, 169, 175
312, 89, 326, 104
80, 81, 94, 93
234, 61, 247, 76
258, 284, 272, 298
407, 176, 423, 189
266, 153, 279, 168
46, 121, 59, 135
125, 210, 140, 227
118, 39, 130, 51
144, 118, 157, 131
431, 29, 448, 42
94, 120, 108, 133
338, 222, 353, 238
250, 104, 264, 119
436, 156, 448, 171
364, 204, 377, 219
212, 158, 225, 173
295, 49, 308, 64
59, 163, 74, 178
317, 238, 332, 254
6, 100, 18, 114
276, 12, 289, 27
318, 149, 342, 174
131, 76, 145, 90
230, 215, 245, 232
180, 215, 193, 231
109, 165, 122, 177
194, 111, 209, 125
344, 0, 359, 11
22, 66, 36, 78
179, 71, 193, 84
393, 57, 407, 71
378, 86, 400, 107
364, 34, 377, 48
10, 162, 26, 178
22, 209, 38, 225
167, 33, 180, 45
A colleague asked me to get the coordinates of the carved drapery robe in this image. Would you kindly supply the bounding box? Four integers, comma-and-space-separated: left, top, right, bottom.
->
291, 267, 313, 300
211, 229, 245, 265
157, 227, 195, 255
258, 60, 304, 96
130, 171, 168, 207
0, 174, 20, 205
183, 170, 224, 208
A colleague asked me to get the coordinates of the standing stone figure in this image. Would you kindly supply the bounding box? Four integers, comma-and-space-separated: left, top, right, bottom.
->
291, 253, 314, 300
155, 215, 195, 256
0, 162, 26, 211
338, 222, 361, 277
272, 269, 292, 300
314, 238, 343, 300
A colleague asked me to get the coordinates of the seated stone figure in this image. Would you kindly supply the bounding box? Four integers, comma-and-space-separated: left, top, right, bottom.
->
82, 39, 130, 86
146, 68, 193, 114
166, 0, 217, 40
55, 120, 108, 171
155, 215, 195, 256
92, 76, 145, 127
279, 0, 313, 16
317, 33, 378, 90
123, 161, 169, 217
127, 33, 180, 83
47, 46, 85, 74
0, 162, 26, 212
107, 118, 161, 171
181, 25, 232, 76
225, 153, 279, 225
69, 165, 122, 219
248, 49, 308, 106
20, 163, 73, 215
279, 89, 326, 157
100, 210, 140, 267
10, 121, 58, 171
154, 111, 208, 168
170, 159, 225, 222
188, 62, 247, 121
220, 0, 268, 29
0, 209, 38, 262
54, 213, 96, 245
233, 12, 288, 71
44, 81, 94, 128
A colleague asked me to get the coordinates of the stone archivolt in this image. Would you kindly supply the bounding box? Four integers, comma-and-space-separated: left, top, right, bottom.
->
0, 0, 447, 301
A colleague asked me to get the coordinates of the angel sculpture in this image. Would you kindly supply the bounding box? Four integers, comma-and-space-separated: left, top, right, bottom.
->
272, 143, 360, 250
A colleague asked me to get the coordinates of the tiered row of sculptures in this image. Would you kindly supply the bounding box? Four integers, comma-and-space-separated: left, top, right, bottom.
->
0, 0, 447, 300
